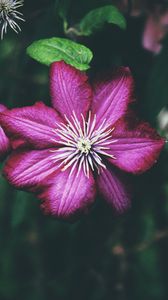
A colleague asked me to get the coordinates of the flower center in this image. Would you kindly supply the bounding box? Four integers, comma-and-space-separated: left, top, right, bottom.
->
77, 137, 91, 155
51, 111, 117, 178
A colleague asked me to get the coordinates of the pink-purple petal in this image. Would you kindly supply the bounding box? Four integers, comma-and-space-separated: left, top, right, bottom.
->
0, 102, 63, 150
39, 167, 96, 220
3, 149, 60, 190
0, 127, 10, 158
0, 104, 10, 158
96, 167, 131, 213
0, 104, 8, 112
50, 61, 92, 122
91, 67, 134, 128
108, 118, 165, 174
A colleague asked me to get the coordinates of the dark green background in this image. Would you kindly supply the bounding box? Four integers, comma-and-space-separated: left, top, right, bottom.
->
0, 1, 168, 299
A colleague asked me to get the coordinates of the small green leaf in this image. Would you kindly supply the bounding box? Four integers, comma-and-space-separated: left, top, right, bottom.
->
27, 37, 93, 71
78, 5, 126, 36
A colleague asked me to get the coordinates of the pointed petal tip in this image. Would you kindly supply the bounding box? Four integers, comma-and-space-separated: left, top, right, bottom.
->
50, 60, 92, 122
50, 60, 67, 68
91, 66, 135, 127
2, 149, 62, 191
0, 104, 10, 159
120, 66, 131, 73
108, 118, 166, 175
0, 130, 10, 160
40, 196, 95, 222
97, 167, 131, 214
0, 102, 63, 150
0, 104, 8, 112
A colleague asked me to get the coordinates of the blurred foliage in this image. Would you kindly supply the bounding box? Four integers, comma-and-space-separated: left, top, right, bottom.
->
145, 37, 168, 125
75, 5, 126, 36
0, 0, 168, 300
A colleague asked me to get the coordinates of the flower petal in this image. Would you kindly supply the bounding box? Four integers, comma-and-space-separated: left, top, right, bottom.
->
91, 67, 134, 127
0, 127, 10, 158
0, 104, 7, 112
0, 102, 63, 150
0, 104, 10, 158
39, 167, 96, 220
108, 118, 165, 174
50, 61, 92, 121
96, 167, 131, 213
3, 149, 60, 190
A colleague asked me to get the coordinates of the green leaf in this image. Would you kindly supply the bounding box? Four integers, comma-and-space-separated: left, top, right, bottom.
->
78, 5, 126, 36
27, 37, 93, 71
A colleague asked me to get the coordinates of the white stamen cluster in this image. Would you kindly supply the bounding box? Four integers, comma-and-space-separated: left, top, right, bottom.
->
0, 0, 24, 40
51, 112, 117, 178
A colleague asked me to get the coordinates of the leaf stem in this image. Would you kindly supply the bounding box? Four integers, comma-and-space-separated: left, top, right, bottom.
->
64, 26, 82, 36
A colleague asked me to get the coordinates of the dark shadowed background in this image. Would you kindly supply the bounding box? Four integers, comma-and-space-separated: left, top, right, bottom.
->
0, 0, 168, 299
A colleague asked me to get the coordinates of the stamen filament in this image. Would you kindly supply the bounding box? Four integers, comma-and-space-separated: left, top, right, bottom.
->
51, 112, 117, 177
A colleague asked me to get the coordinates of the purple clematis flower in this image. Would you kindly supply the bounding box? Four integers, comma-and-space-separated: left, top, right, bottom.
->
0, 61, 165, 219
0, 104, 10, 159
